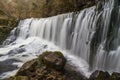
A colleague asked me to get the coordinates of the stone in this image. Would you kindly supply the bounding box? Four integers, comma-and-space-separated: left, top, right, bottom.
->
109, 72, 120, 80
39, 51, 67, 70
16, 59, 37, 76
89, 70, 110, 80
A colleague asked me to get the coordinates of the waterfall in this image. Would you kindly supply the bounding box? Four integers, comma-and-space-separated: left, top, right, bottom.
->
0, 0, 120, 79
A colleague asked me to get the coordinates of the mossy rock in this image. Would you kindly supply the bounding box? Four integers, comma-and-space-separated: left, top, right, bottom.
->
89, 70, 110, 80
16, 59, 38, 76
39, 51, 66, 70
14, 76, 29, 80
109, 72, 120, 80
42, 51, 64, 57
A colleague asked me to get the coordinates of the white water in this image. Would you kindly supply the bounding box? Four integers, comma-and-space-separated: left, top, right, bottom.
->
0, 0, 120, 79
0, 16, 91, 79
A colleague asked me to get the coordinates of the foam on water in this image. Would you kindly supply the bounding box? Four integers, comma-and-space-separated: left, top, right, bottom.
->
0, 35, 91, 79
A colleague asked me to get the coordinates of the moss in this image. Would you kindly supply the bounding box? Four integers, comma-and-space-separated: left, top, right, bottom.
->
42, 51, 51, 56
37, 57, 45, 66
54, 51, 64, 57
42, 51, 64, 58
13, 76, 29, 80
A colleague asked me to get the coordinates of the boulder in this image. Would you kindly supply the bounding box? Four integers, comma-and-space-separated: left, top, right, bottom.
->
8, 51, 85, 80
16, 59, 38, 76
89, 70, 120, 80
109, 72, 120, 80
89, 70, 110, 80
39, 51, 67, 70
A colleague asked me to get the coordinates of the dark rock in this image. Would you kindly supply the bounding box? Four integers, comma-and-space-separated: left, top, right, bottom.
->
0, 59, 20, 75
39, 51, 67, 70
8, 48, 26, 55
65, 63, 87, 80
89, 70, 120, 80
43, 45, 48, 48
89, 70, 110, 80
16, 59, 38, 76
109, 72, 120, 80
21, 55, 28, 57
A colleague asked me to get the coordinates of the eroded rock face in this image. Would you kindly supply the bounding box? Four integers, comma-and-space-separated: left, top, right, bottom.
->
8, 51, 84, 80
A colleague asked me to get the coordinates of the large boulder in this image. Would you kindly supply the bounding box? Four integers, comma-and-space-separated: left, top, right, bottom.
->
8, 51, 84, 80
39, 51, 66, 70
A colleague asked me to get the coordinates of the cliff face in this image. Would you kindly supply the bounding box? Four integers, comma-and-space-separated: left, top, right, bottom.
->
31, 0, 99, 18
0, 0, 100, 19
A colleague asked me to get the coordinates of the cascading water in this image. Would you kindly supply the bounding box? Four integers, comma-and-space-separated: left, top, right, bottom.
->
92, 0, 120, 72
0, 0, 120, 79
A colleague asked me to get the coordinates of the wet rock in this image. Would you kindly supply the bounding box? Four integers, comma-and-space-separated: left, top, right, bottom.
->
40, 51, 66, 70
64, 63, 87, 80
43, 45, 48, 48
89, 70, 110, 80
16, 59, 38, 76
109, 72, 120, 80
0, 59, 20, 75
8, 51, 85, 80
88, 70, 120, 80
21, 55, 28, 57
8, 48, 26, 55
